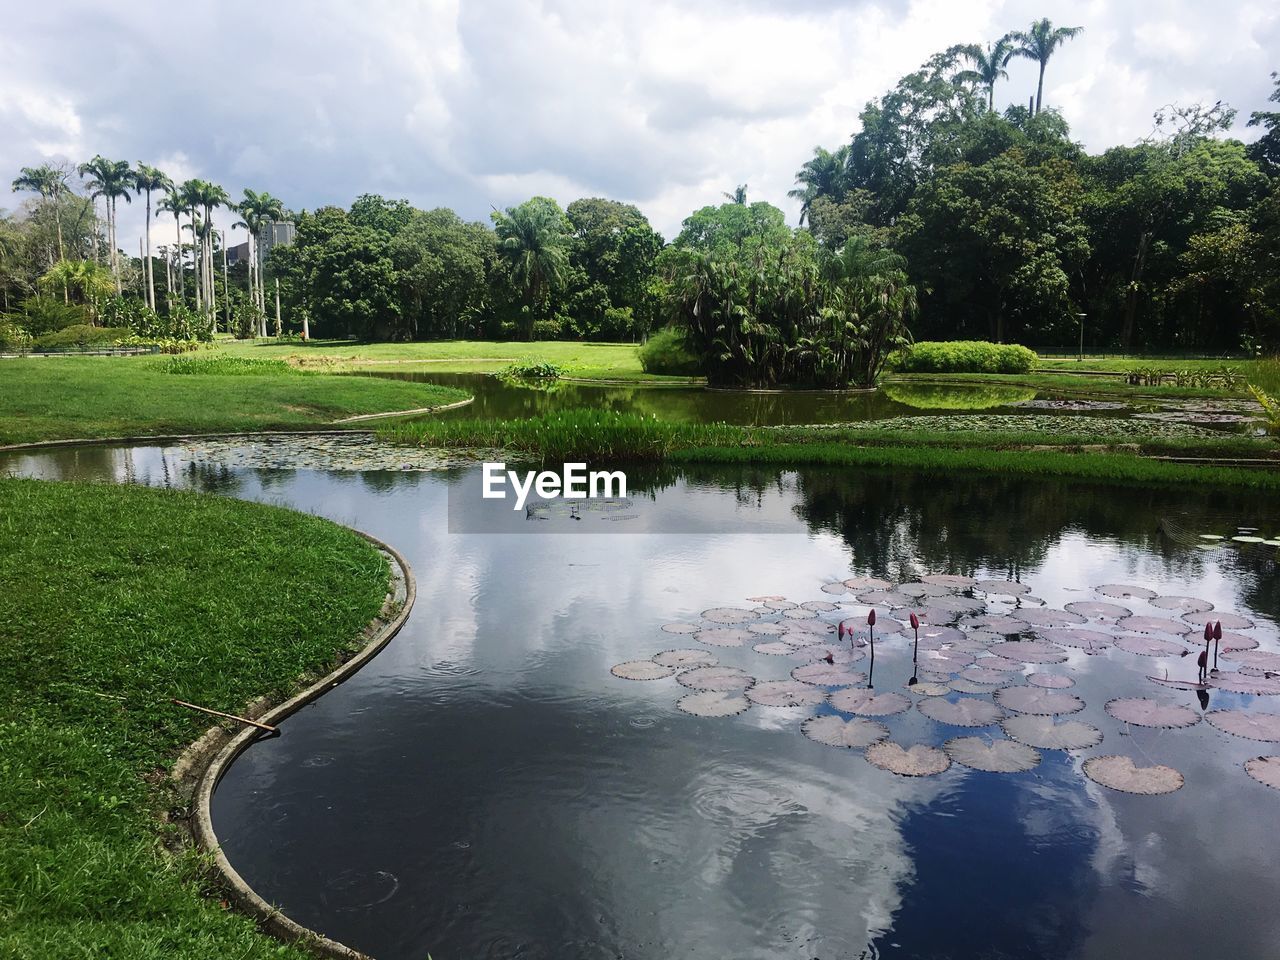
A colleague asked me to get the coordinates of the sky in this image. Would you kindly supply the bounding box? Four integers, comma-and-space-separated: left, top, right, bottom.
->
2, 0, 1277, 250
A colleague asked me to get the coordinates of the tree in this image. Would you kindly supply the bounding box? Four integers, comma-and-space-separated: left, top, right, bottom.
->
390, 207, 494, 339
565, 197, 663, 338
179, 179, 230, 329
158, 189, 189, 306
673, 200, 790, 254
789, 145, 852, 225
78, 156, 133, 294
132, 163, 171, 311
235, 188, 285, 332
12, 164, 71, 265
1247, 72, 1280, 176
491, 197, 571, 339
722, 184, 748, 205
1008, 19, 1082, 115
37, 259, 114, 322
957, 37, 1015, 113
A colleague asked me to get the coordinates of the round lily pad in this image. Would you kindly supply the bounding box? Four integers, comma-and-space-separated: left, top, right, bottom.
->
794, 643, 862, 664
802, 599, 840, 612
923, 596, 986, 616
829, 688, 912, 717
753, 641, 799, 656
746, 680, 826, 708
1064, 600, 1131, 619
1083, 755, 1184, 795
995, 686, 1085, 715
921, 574, 977, 587
820, 581, 849, 595
1105, 697, 1200, 729
801, 716, 889, 749
791, 663, 866, 686
1223, 650, 1280, 671
944, 737, 1041, 773
747, 621, 788, 636
1233, 535, 1266, 544
974, 655, 1026, 672
1182, 611, 1255, 630
661, 622, 700, 635
1209, 673, 1280, 696
844, 576, 893, 592
1036, 627, 1114, 653
949, 678, 1002, 694
1150, 596, 1214, 614
865, 741, 951, 777
652, 649, 717, 669
701, 607, 758, 624
857, 590, 918, 608
783, 607, 818, 620
763, 599, 797, 610
1116, 635, 1186, 657
694, 627, 753, 648
975, 579, 1031, 596
918, 696, 1004, 727
1002, 715, 1103, 750
1206, 710, 1280, 742
1116, 615, 1191, 635
1014, 608, 1086, 628
1147, 675, 1210, 691
987, 640, 1068, 664
612, 660, 677, 681
906, 680, 952, 696
961, 615, 1027, 636
677, 691, 749, 717
920, 648, 976, 669
747, 595, 786, 603
1095, 584, 1158, 600
1217, 631, 1259, 652
1027, 672, 1074, 689
896, 582, 953, 599
676, 666, 754, 691
1245, 756, 1280, 790
914, 624, 966, 645
960, 666, 1011, 685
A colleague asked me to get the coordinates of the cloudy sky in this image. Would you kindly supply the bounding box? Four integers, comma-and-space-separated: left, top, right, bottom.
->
3, 0, 1276, 248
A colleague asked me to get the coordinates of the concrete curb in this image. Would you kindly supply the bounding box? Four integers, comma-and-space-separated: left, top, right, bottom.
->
175, 531, 416, 959
331, 395, 473, 423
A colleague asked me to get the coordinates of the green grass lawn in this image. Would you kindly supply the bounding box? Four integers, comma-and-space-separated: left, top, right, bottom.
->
216, 337, 675, 381
0, 478, 393, 959
0, 355, 470, 446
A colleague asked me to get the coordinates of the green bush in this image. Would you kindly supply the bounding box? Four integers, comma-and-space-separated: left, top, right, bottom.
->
639, 327, 701, 376
162, 355, 296, 375
894, 341, 1038, 374
33, 325, 134, 350
12, 297, 89, 334
0, 318, 33, 352
497, 358, 563, 381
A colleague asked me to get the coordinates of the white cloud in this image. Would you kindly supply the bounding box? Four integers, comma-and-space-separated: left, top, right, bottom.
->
1, 0, 1276, 249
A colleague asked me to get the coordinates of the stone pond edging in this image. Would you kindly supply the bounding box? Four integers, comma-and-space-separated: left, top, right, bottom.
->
170, 530, 417, 960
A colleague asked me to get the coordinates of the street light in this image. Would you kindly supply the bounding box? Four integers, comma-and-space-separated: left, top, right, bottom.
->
1077, 312, 1087, 363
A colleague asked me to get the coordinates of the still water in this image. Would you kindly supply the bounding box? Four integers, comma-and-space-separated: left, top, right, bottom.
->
4, 442, 1279, 960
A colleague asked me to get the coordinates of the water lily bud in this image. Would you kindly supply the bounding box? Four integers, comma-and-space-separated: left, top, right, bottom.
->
867, 609, 876, 627
1203, 622, 1213, 642
909, 612, 920, 629
1213, 621, 1222, 641
838, 622, 845, 639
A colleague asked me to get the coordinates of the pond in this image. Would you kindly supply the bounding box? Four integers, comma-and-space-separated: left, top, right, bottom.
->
357, 370, 1261, 431
5, 441, 1280, 960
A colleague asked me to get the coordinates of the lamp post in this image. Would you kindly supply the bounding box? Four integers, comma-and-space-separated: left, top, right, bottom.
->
1077, 312, 1087, 363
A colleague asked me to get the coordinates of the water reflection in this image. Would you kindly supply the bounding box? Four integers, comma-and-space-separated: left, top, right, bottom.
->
2, 445, 1279, 959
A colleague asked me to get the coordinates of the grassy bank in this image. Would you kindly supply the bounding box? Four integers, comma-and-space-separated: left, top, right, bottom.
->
0, 355, 470, 446
380, 409, 1280, 490
0, 478, 393, 958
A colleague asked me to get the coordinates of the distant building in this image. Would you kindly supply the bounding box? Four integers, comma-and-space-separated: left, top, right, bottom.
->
225, 240, 251, 266
257, 220, 296, 263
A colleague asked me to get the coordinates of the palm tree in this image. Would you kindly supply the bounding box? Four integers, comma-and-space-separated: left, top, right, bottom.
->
789, 145, 851, 225
132, 163, 172, 311
235, 188, 285, 328
723, 184, 748, 205
38, 259, 115, 323
180, 180, 230, 330
11, 164, 70, 265
1009, 19, 1083, 115
158, 189, 189, 306
78, 156, 133, 294
957, 37, 1015, 112
491, 201, 570, 340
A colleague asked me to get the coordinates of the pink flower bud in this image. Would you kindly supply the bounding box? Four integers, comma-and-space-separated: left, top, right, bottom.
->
867, 609, 876, 627
1203, 622, 1213, 642
909, 612, 920, 629
1213, 621, 1222, 641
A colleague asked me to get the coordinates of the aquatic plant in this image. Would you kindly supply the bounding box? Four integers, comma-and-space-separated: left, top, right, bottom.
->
882, 382, 1037, 410
893, 340, 1037, 374
496, 357, 564, 381
163, 355, 297, 375
1249, 384, 1280, 436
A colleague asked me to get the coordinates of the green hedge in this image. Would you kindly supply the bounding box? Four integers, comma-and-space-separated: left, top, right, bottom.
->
639, 327, 701, 376
33, 325, 134, 350
895, 341, 1038, 374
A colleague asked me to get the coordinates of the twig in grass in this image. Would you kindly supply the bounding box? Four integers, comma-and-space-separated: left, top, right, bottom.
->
170, 699, 278, 734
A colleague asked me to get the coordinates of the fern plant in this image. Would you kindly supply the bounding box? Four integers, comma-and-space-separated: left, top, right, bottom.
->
1249, 384, 1280, 436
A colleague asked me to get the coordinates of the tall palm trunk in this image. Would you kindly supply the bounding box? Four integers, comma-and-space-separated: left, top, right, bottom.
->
1035, 61, 1045, 114
110, 197, 122, 295
173, 212, 185, 305
190, 211, 201, 312
143, 191, 154, 310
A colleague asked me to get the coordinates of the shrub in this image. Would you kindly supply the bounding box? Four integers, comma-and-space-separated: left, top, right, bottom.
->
162, 355, 296, 376
0, 318, 33, 352
1250, 385, 1280, 437
497, 358, 563, 381
113, 335, 202, 354
639, 327, 701, 376
12, 297, 89, 334
33, 325, 133, 350
895, 341, 1037, 374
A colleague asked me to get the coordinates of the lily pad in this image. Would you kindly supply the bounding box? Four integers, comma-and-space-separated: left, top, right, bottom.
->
921, 574, 977, 587
949, 678, 1003, 694
961, 615, 1027, 636
1096, 584, 1158, 600
794, 643, 862, 664
701, 607, 758, 625
677, 691, 750, 717
1064, 600, 1131, 619
747, 621, 788, 636
762, 599, 797, 610
944, 737, 1041, 773
1206, 710, 1280, 742
783, 607, 818, 620
1083, 755, 1184, 795
801, 716, 889, 749
652, 649, 717, 669
611, 660, 677, 681
1105, 697, 1200, 729
1183, 611, 1255, 630
918, 696, 1004, 727
820, 581, 849, 595
1150, 596, 1214, 614
995, 686, 1085, 715
974, 655, 1026, 672
987, 640, 1068, 664
844, 576, 894, 592
1115, 615, 1191, 635
801, 599, 840, 612
1116, 635, 1186, 657
1014, 608, 1087, 628
1037, 627, 1114, 653
1245, 756, 1280, 790
906, 680, 952, 696
694, 627, 753, 648
960, 666, 1012, 685
865, 741, 951, 777
1027, 672, 1074, 689
746, 680, 826, 708
1217, 631, 1260, 652
1002, 715, 1103, 750
753, 641, 800, 656
975, 579, 1031, 596
791, 663, 866, 686
1209, 673, 1280, 696
676, 666, 754, 692
829, 688, 912, 716
1223, 650, 1280, 671
661, 622, 700, 635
